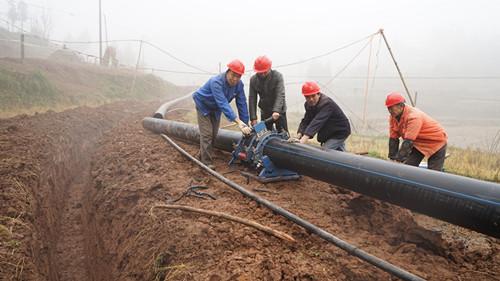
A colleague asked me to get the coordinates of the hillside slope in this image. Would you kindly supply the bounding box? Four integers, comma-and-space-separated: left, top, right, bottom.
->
0, 58, 188, 117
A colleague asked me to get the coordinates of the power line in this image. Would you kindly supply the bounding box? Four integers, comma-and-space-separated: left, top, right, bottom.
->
283, 74, 500, 80
324, 35, 374, 86
142, 41, 215, 74
370, 33, 383, 89
317, 81, 385, 135
137, 67, 213, 75
46, 38, 216, 74
48, 38, 142, 44
274, 31, 380, 68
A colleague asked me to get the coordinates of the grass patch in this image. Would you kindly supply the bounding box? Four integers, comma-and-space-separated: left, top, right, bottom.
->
0, 69, 59, 111
0, 60, 183, 118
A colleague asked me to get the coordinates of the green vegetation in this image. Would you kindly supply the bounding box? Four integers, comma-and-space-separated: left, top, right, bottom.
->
0, 59, 181, 118
0, 69, 59, 111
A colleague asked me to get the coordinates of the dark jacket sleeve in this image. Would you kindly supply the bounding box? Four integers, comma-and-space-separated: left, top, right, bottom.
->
298, 103, 313, 135
303, 102, 334, 137
248, 76, 258, 121
272, 72, 285, 113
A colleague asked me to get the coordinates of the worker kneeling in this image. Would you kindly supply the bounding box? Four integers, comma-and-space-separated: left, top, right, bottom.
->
192, 59, 252, 169
386, 92, 448, 171
295, 81, 351, 151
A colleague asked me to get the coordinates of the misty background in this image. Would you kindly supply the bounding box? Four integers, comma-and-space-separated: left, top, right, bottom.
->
1, 0, 499, 149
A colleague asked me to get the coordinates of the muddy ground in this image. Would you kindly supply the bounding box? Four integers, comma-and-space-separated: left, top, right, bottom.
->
0, 97, 498, 281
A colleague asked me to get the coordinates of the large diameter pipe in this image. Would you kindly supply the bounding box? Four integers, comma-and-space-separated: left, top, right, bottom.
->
264, 139, 500, 238
143, 117, 239, 151
153, 91, 195, 119
142, 117, 500, 238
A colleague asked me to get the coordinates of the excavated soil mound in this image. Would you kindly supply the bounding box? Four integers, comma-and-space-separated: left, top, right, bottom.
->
1, 99, 499, 281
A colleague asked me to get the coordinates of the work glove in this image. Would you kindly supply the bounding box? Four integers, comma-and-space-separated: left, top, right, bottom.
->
395, 139, 413, 162
287, 137, 299, 143
238, 122, 252, 135
388, 138, 400, 160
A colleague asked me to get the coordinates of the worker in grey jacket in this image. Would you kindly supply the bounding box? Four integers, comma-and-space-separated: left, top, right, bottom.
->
249, 56, 288, 132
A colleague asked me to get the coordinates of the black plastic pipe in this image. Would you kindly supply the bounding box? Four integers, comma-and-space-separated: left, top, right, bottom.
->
143, 117, 500, 238
159, 132, 426, 281
264, 139, 500, 238
153, 91, 195, 119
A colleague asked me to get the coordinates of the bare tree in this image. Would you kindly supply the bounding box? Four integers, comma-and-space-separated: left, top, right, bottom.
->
30, 8, 52, 39
18, 1, 28, 31
7, 0, 18, 32
39, 8, 52, 39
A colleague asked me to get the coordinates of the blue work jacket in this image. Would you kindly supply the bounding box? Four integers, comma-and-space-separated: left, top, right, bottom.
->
193, 73, 249, 124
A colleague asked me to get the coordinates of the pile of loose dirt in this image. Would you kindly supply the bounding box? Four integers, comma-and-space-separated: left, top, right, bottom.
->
88, 111, 499, 280
1, 99, 499, 281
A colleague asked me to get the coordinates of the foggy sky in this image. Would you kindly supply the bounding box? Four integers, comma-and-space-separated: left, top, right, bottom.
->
2, 0, 499, 80
1, 0, 499, 147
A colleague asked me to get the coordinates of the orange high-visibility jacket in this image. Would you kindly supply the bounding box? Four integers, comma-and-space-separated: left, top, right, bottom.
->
389, 106, 447, 157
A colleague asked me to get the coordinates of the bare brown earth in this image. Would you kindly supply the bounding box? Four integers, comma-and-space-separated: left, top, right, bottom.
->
0, 99, 499, 281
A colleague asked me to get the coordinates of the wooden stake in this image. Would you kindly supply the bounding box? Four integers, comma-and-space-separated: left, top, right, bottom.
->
150, 204, 296, 242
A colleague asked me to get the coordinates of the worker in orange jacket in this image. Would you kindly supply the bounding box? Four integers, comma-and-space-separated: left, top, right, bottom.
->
385, 92, 448, 171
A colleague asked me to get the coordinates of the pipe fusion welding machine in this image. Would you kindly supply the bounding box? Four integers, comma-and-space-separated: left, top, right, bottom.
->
229, 118, 300, 183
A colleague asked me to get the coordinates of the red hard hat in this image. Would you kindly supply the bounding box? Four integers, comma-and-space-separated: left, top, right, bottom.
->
227, 59, 245, 75
254, 56, 272, 73
385, 92, 405, 107
302, 81, 320, 96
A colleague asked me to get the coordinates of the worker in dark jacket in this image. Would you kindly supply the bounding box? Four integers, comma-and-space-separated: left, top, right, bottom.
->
296, 81, 351, 151
249, 56, 288, 132
192, 59, 252, 169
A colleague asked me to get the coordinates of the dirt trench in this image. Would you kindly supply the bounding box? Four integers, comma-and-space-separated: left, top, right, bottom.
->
1, 99, 499, 281
0, 100, 161, 280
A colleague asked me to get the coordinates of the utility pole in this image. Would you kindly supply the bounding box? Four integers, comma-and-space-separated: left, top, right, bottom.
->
99, 0, 102, 65
129, 40, 143, 96
379, 29, 415, 106
135, 40, 143, 71
20, 33, 25, 62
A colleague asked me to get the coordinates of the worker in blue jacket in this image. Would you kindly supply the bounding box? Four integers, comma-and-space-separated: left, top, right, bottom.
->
192, 59, 251, 169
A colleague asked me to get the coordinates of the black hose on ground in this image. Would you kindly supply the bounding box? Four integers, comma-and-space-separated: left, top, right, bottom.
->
159, 133, 426, 281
